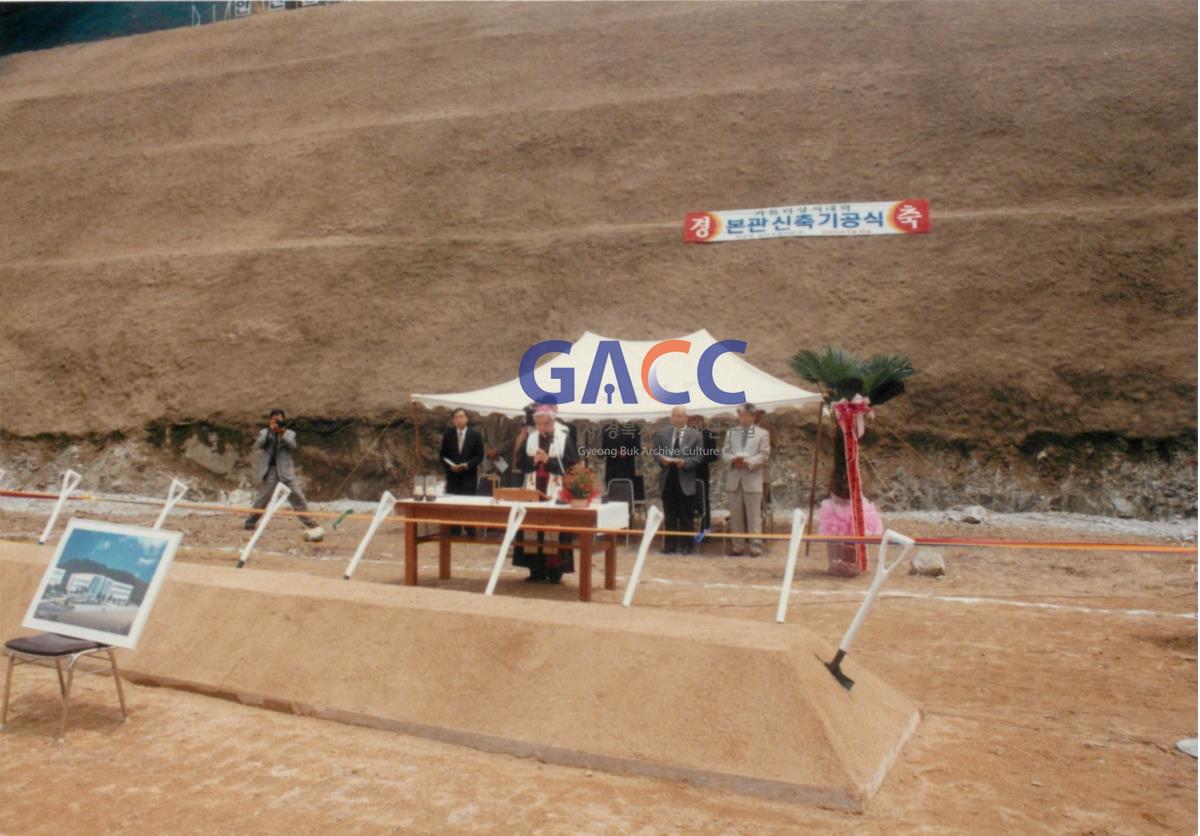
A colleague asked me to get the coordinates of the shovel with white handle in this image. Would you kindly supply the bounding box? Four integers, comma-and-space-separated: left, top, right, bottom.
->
485, 504, 528, 596
825, 529, 916, 690
621, 504, 665, 608
37, 469, 82, 545
153, 478, 189, 530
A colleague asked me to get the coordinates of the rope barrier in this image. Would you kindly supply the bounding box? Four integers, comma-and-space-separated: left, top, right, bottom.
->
1, 489, 1194, 555
4, 482, 1195, 554
0, 490, 372, 522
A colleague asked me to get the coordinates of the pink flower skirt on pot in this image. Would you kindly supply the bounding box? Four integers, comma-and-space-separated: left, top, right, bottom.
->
818, 497, 883, 578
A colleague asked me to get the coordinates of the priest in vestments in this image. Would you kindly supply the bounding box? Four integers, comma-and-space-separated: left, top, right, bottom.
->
513, 405, 582, 583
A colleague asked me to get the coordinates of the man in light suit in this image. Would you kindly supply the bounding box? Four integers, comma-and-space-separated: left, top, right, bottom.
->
244, 407, 323, 539
653, 405, 703, 555
722, 402, 771, 557
440, 407, 485, 535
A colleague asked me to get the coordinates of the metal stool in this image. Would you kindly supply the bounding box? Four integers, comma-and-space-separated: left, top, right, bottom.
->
1, 633, 128, 740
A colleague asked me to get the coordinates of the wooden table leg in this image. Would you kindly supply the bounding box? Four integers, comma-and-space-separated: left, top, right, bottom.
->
439, 524, 452, 580
404, 517, 418, 586
578, 531, 592, 602
604, 536, 617, 591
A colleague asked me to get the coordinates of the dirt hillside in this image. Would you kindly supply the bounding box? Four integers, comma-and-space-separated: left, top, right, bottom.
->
0, 2, 1194, 512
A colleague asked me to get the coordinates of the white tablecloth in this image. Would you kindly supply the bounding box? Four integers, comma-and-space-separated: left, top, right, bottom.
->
414, 494, 629, 530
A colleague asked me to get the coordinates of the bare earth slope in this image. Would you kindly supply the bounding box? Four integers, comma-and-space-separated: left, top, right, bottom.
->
0, 2, 1195, 508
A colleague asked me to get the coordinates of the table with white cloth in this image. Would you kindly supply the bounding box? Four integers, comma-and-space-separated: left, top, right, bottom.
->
397, 496, 630, 602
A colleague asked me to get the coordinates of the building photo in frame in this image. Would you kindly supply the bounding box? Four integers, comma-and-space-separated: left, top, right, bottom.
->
22, 518, 182, 649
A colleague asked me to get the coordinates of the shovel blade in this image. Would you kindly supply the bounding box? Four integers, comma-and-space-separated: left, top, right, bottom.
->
825, 649, 855, 690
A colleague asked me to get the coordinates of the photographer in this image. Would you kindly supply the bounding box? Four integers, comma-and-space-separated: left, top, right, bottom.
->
244, 407, 324, 540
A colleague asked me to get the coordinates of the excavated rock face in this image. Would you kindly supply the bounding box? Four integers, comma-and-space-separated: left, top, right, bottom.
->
0, 2, 1194, 516
1, 413, 1194, 519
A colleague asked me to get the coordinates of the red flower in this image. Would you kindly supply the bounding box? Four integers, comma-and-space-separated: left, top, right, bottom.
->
560, 464, 600, 500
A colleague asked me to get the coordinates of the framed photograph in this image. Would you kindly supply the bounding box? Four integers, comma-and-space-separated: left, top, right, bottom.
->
22, 519, 182, 650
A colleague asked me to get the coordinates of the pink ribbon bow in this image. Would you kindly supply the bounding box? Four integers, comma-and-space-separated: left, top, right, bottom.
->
833, 394, 872, 439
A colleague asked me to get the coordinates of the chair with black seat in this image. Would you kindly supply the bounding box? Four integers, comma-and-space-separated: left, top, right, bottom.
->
1, 632, 128, 740
605, 478, 636, 545
630, 474, 647, 523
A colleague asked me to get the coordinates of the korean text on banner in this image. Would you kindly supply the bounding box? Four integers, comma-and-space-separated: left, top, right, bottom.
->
683, 199, 930, 243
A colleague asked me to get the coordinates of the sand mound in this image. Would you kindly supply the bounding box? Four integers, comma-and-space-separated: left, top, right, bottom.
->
0, 541, 919, 810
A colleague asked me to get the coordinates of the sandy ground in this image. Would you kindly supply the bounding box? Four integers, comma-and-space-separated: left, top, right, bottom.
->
0, 502, 1194, 833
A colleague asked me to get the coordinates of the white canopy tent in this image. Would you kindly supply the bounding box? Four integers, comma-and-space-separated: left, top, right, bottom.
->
410, 330, 829, 540
411, 329, 821, 420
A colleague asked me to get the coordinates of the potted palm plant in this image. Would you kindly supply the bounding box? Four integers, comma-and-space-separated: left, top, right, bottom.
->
790, 347, 915, 576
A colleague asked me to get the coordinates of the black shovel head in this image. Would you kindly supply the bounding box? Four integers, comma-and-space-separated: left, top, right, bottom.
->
825, 649, 855, 691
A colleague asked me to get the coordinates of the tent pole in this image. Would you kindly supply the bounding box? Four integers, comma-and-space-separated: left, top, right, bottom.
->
803, 400, 824, 557
411, 401, 423, 477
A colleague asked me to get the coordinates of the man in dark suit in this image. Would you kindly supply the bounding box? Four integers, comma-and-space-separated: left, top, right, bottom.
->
439, 407, 484, 535
653, 405, 703, 555
688, 414, 720, 532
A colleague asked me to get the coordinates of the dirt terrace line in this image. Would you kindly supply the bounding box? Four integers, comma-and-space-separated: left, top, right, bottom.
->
0, 69, 927, 174
5, 202, 1194, 269
0, 5, 708, 106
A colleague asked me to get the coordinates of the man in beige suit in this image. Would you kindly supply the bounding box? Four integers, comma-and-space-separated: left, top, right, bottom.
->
722, 402, 770, 556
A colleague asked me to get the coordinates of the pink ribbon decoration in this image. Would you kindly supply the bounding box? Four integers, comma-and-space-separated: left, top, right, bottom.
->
833, 396, 873, 573
837, 393, 872, 439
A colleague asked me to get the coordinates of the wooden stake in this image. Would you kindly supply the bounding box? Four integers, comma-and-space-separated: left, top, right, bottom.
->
411, 401, 423, 478
804, 401, 825, 557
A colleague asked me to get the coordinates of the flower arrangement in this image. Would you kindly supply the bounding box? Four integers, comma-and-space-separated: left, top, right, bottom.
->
819, 495, 883, 578
558, 464, 600, 504
817, 495, 883, 537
